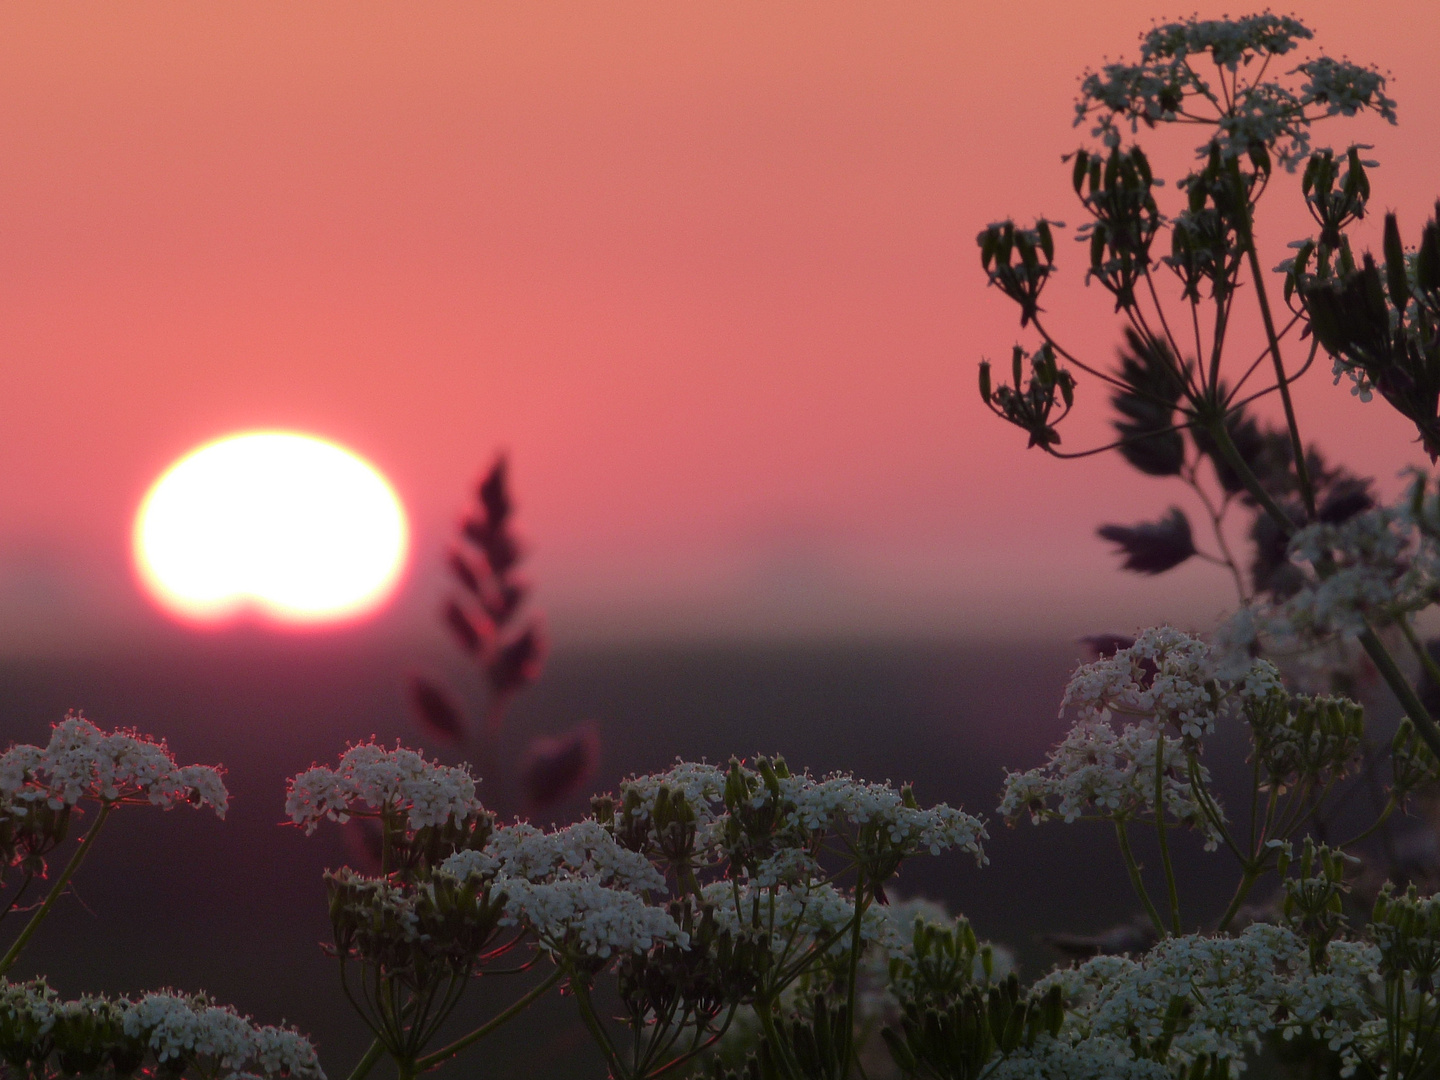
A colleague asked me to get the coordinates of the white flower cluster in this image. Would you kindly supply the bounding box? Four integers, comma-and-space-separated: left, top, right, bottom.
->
285, 741, 480, 835
1214, 497, 1440, 674
1060, 626, 1272, 738
0, 713, 228, 817
0, 980, 322, 1080
125, 992, 324, 1080
1000, 630, 1283, 843
501, 877, 686, 959
615, 760, 730, 851
1138, 14, 1312, 69
775, 773, 989, 864
1073, 14, 1393, 168
998, 717, 1220, 846
1287, 503, 1440, 634
439, 819, 665, 894
1018, 925, 1377, 1079
1296, 56, 1397, 121
699, 879, 901, 962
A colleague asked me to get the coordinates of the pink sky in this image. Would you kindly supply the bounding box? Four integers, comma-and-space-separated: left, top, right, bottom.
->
1, 2, 1437, 651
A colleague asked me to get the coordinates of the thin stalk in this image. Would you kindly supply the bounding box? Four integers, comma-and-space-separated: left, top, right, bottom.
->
1242, 236, 1315, 516
1183, 467, 1247, 601
574, 980, 627, 1080
1401, 617, 1440, 692
0, 802, 112, 974
840, 873, 867, 1080
1204, 417, 1294, 532
0, 874, 35, 923
1115, 820, 1167, 938
1153, 735, 1182, 934
1358, 625, 1440, 760
416, 967, 564, 1072
1217, 866, 1261, 933
344, 1039, 385, 1080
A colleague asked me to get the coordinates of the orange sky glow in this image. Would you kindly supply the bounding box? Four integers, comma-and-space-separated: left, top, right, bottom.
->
1, 2, 1437, 651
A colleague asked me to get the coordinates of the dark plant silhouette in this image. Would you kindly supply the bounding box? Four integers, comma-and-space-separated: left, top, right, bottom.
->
406, 455, 598, 814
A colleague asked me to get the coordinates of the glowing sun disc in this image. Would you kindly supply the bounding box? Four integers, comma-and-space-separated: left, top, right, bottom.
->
134, 431, 408, 624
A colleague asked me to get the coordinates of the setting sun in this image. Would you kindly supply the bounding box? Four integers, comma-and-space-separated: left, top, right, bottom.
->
133, 431, 408, 625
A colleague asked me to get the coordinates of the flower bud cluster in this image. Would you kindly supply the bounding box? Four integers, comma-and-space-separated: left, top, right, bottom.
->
0, 979, 321, 1080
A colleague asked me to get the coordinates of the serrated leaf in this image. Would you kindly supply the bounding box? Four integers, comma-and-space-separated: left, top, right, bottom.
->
1097, 508, 1195, 574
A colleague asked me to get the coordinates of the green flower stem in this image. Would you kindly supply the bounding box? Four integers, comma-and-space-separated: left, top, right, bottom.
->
1153, 736, 1182, 934
573, 979, 627, 1080
1115, 820, 1167, 939
1358, 625, 1440, 759
1217, 865, 1261, 933
344, 1039, 385, 1080
1203, 417, 1294, 535
413, 967, 564, 1073
0, 801, 112, 975
756, 994, 803, 1080
840, 872, 868, 1080
1241, 237, 1315, 517
1400, 617, 1440, 692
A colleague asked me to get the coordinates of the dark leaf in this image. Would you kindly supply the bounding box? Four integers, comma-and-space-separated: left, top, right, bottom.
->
520, 725, 601, 810
488, 622, 548, 699
481, 580, 527, 627
1097, 508, 1196, 575
1383, 213, 1409, 311
1417, 209, 1440, 294
408, 676, 467, 742
447, 550, 483, 595
1317, 477, 1374, 524
1249, 505, 1307, 601
477, 456, 512, 528
1190, 409, 1289, 497
461, 518, 522, 577
1110, 328, 1187, 477
444, 601, 488, 654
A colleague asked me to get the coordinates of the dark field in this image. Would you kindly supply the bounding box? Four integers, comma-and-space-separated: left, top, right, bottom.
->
0, 636, 1318, 1077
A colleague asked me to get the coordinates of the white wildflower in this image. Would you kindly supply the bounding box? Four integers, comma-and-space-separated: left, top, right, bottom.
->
777, 773, 988, 865
0, 714, 227, 817
439, 819, 664, 894
500, 877, 686, 960
285, 741, 480, 835
123, 992, 323, 1079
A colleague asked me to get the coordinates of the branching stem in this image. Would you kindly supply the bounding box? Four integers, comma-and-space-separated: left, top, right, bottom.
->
0, 802, 112, 975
